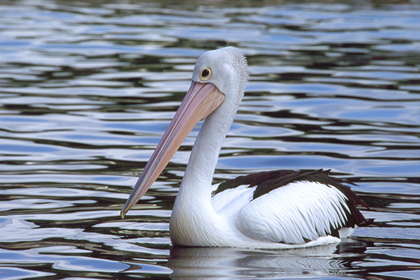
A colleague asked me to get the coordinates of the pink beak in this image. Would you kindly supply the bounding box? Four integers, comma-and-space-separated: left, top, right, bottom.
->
121, 82, 225, 218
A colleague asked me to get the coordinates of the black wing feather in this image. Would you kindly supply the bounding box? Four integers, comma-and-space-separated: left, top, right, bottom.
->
215, 169, 373, 229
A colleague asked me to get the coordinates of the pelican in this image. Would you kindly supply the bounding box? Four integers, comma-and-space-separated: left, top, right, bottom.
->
121, 47, 372, 249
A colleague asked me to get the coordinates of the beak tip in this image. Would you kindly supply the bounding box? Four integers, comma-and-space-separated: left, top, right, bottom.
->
120, 210, 126, 219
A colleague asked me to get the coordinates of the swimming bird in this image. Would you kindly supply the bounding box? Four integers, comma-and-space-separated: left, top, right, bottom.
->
121, 47, 371, 248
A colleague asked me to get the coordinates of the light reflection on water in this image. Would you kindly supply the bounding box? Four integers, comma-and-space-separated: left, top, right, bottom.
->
1, 0, 420, 279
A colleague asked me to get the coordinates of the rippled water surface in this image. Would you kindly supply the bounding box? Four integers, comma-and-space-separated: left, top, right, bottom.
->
1, 0, 420, 279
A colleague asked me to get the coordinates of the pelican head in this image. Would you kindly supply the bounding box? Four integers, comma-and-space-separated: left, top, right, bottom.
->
121, 47, 248, 218
192, 47, 248, 107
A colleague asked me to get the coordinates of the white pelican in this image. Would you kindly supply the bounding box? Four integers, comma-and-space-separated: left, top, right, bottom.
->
121, 47, 372, 249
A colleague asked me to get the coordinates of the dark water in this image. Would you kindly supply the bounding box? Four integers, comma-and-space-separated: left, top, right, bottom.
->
1, 0, 420, 279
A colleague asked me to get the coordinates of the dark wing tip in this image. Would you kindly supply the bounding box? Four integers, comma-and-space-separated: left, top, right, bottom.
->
214, 170, 298, 196
215, 169, 373, 229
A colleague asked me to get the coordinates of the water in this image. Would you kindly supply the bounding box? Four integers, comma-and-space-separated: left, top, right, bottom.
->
1, 0, 420, 279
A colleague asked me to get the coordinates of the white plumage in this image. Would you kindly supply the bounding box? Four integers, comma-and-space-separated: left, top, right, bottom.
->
235, 181, 350, 244
121, 47, 371, 248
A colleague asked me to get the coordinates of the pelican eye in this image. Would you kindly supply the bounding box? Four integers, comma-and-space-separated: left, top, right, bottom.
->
199, 68, 212, 81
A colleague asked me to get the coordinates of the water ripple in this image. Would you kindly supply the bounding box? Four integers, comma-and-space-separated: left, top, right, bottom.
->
1, 0, 420, 279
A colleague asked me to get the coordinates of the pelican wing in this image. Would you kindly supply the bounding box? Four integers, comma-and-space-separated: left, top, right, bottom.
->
214, 170, 371, 244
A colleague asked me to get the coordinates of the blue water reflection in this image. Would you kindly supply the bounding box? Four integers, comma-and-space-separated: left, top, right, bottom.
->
1, 0, 420, 279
